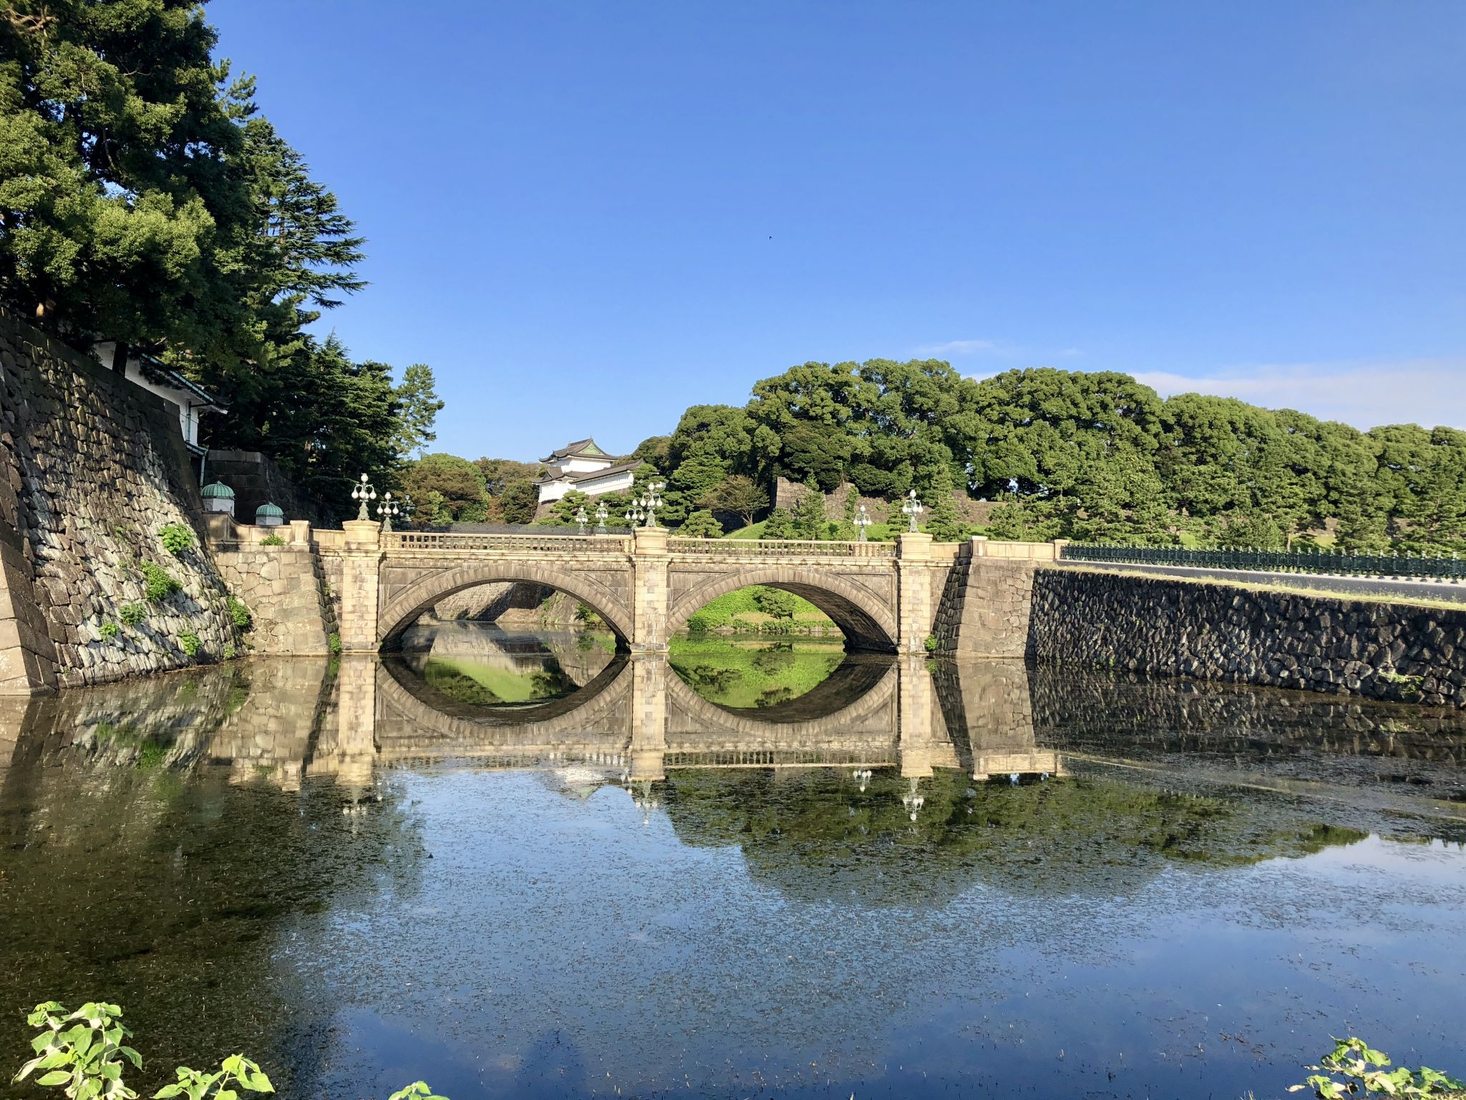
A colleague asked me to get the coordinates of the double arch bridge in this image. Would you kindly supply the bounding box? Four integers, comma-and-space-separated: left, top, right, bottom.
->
331, 523, 971, 656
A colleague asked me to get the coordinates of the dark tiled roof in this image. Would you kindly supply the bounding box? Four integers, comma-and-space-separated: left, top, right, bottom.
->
540, 437, 611, 463
533, 459, 641, 487
135, 354, 227, 411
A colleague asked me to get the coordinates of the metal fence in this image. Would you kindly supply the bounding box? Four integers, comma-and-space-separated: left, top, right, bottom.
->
1060, 543, 1466, 582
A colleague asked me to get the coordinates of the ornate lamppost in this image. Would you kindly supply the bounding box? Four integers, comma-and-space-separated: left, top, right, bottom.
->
575, 505, 589, 535
855, 503, 872, 542
594, 501, 609, 535
637, 480, 666, 527
351, 473, 377, 521
901, 488, 924, 533
625, 499, 645, 527
399, 494, 415, 528
377, 491, 400, 532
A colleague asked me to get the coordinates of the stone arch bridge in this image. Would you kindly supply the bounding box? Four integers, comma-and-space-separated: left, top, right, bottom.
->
323, 522, 1058, 658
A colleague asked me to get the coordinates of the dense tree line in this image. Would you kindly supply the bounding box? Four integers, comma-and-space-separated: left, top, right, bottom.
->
412, 361, 1463, 553
0, 1, 440, 513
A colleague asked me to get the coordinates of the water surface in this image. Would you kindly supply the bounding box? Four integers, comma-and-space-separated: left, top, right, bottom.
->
1, 627, 1462, 1099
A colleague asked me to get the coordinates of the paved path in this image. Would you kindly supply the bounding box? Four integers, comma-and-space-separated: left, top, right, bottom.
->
1051, 560, 1466, 606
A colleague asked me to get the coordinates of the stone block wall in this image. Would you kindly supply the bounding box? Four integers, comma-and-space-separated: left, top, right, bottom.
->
0, 310, 238, 690
930, 539, 1054, 658
1029, 568, 1466, 709
213, 544, 333, 656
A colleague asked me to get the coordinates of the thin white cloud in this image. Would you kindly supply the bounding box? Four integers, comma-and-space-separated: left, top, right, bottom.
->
1129, 360, 1466, 430
916, 338, 1001, 357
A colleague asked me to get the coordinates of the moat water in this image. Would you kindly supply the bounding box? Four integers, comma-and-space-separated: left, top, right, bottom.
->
1, 623, 1464, 1099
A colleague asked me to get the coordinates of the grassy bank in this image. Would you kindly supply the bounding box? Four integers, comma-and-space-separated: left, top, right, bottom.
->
685, 585, 839, 635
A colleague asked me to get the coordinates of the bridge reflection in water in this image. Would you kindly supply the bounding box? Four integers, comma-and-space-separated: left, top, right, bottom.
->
0, 654, 1062, 806
340, 648, 1063, 789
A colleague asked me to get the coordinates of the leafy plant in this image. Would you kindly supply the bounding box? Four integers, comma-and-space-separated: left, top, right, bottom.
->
387, 1085, 448, 1100
154, 1054, 273, 1099
139, 562, 181, 604
99, 621, 120, 640
226, 597, 253, 631
924, 633, 940, 653
14, 1000, 447, 1100
328, 631, 343, 655
1290, 1037, 1464, 1098
222, 643, 237, 660
158, 523, 196, 557
260, 534, 286, 547
119, 603, 147, 628
14, 1000, 142, 1099
177, 633, 201, 659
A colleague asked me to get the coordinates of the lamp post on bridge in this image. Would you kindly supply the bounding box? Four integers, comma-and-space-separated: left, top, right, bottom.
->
638, 480, 666, 528
901, 489, 924, 533
575, 505, 589, 535
625, 500, 645, 527
377, 491, 400, 532
595, 501, 609, 535
855, 503, 872, 542
351, 473, 377, 521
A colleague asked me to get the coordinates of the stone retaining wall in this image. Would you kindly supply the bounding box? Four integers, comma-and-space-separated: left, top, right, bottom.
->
1029, 568, 1466, 708
213, 544, 333, 656
0, 310, 238, 690
930, 538, 1056, 658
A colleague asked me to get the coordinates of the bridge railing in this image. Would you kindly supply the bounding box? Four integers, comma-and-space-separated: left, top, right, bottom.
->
666, 538, 897, 559
1060, 542, 1466, 582
384, 531, 635, 554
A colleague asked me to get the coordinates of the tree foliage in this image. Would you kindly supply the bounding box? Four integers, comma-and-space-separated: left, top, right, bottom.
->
0, 1, 435, 518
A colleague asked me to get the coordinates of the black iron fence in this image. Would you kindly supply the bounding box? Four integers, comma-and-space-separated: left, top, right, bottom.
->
1060, 543, 1466, 582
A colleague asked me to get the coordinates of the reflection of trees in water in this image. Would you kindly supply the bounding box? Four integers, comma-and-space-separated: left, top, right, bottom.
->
400, 623, 616, 709
422, 657, 579, 706
668, 638, 846, 708
663, 768, 1366, 907
0, 664, 426, 1097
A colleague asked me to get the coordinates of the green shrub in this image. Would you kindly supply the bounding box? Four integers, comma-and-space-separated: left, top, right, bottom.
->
1294, 1036, 1463, 1098
119, 602, 146, 627
328, 631, 343, 655
227, 595, 253, 631
99, 621, 119, 640
14, 1000, 446, 1100
752, 588, 799, 620
158, 522, 196, 556
687, 611, 714, 635
260, 533, 286, 546
222, 642, 237, 660
177, 632, 201, 658
924, 633, 939, 653
139, 561, 181, 603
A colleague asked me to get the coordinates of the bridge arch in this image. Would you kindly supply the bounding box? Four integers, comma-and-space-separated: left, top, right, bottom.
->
668, 566, 897, 652
377, 561, 634, 650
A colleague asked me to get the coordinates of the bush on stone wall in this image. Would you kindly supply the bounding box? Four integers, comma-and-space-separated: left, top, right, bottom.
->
159, 522, 196, 556
227, 596, 253, 632
139, 562, 181, 603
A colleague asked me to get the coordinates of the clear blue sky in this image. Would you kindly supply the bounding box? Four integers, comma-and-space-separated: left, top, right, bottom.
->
210, 0, 1466, 459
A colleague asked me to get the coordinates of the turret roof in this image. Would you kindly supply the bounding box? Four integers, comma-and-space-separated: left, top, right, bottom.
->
540, 437, 611, 463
